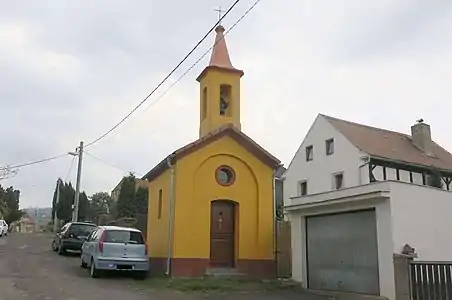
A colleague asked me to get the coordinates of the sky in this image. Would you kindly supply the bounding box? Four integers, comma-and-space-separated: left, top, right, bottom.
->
1, 0, 451, 208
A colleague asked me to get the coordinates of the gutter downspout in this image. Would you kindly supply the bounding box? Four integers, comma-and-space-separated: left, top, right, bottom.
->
272, 167, 278, 278
358, 156, 371, 185
165, 154, 176, 276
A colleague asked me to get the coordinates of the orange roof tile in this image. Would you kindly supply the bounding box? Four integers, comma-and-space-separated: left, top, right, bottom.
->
197, 26, 244, 82
323, 114, 452, 171
209, 25, 234, 69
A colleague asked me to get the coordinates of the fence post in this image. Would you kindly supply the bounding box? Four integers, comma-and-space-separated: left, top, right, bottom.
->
393, 253, 414, 300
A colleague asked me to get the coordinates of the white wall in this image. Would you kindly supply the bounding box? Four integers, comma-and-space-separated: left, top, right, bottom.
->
288, 181, 452, 300
283, 115, 365, 206
390, 181, 452, 260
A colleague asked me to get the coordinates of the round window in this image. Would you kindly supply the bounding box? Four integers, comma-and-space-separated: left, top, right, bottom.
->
215, 166, 235, 186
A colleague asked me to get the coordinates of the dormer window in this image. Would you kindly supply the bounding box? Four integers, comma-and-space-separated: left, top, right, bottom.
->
326, 138, 334, 155
306, 145, 313, 161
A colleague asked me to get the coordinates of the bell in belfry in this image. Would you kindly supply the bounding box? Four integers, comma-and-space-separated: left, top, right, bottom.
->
219, 94, 229, 115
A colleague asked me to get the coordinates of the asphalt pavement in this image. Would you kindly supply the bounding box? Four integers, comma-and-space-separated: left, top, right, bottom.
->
0, 233, 329, 300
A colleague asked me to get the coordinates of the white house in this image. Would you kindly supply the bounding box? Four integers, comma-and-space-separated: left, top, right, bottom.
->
283, 114, 452, 300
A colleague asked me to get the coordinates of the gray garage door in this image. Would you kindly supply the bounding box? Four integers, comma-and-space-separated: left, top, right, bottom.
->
306, 209, 380, 295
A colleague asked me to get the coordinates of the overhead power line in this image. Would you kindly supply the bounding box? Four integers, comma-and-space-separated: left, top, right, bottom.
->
0, 0, 261, 172
64, 155, 77, 182
0, 167, 18, 181
0, 154, 67, 171
84, 0, 242, 149
84, 151, 130, 174
140, 0, 262, 116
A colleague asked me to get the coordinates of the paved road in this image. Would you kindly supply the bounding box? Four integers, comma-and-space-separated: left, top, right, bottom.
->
0, 233, 329, 300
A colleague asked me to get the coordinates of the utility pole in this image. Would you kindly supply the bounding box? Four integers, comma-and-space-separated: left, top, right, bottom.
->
53, 180, 60, 232
71, 141, 84, 222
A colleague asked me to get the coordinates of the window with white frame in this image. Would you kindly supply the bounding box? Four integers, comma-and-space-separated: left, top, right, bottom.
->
298, 180, 308, 196
333, 172, 344, 190
325, 138, 334, 155
305, 145, 313, 161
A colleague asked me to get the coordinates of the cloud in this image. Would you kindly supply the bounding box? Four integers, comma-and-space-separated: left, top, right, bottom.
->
1, 0, 451, 208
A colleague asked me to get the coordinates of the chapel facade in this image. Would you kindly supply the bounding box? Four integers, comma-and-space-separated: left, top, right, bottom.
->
143, 25, 281, 278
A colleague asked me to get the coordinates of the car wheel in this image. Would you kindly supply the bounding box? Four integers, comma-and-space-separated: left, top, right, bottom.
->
80, 256, 87, 268
90, 259, 100, 278
57, 245, 66, 255
134, 271, 148, 280
51, 241, 58, 251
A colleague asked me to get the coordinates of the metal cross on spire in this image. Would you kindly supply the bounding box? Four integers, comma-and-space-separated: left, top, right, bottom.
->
214, 5, 226, 25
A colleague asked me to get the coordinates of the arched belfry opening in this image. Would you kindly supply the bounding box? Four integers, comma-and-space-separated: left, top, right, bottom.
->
219, 84, 232, 117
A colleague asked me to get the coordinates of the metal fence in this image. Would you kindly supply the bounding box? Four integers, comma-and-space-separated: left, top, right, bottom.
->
410, 261, 452, 300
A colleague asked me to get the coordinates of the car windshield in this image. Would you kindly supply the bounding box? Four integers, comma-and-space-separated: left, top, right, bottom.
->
70, 224, 96, 236
104, 230, 144, 244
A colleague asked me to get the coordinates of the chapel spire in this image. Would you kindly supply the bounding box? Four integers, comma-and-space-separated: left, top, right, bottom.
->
209, 25, 235, 69
197, 24, 244, 138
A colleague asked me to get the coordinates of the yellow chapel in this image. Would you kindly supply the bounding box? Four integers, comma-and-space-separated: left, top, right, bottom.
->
142, 25, 281, 278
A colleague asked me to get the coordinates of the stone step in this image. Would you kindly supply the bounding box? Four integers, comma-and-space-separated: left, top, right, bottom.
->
204, 267, 246, 278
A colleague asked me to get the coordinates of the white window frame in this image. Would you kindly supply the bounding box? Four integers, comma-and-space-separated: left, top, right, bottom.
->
298, 180, 308, 196
305, 145, 314, 161
326, 138, 334, 155
332, 172, 344, 190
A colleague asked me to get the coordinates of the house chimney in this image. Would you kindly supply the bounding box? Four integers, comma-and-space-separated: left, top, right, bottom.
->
411, 119, 432, 154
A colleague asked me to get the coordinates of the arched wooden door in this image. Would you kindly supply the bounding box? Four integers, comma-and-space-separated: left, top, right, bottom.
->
210, 201, 235, 268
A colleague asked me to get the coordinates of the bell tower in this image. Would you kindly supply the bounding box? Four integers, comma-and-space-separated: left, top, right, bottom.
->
197, 25, 244, 138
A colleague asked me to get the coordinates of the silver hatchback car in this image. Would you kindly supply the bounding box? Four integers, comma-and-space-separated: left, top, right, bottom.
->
80, 225, 149, 279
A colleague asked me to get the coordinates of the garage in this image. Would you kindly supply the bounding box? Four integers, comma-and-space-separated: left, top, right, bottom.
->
306, 209, 380, 295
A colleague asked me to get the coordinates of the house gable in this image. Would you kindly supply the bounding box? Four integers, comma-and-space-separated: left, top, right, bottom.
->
283, 114, 365, 205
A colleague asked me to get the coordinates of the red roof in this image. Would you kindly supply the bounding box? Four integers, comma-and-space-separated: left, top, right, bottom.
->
323, 114, 452, 171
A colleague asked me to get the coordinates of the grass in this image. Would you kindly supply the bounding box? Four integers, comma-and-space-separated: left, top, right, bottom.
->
130, 276, 302, 294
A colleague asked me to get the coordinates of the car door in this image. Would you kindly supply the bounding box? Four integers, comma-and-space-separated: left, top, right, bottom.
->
87, 229, 101, 260
82, 229, 96, 263
56, 223, 70, 247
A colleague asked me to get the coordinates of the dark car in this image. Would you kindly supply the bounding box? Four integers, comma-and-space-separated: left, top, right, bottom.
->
52, 222, 97, 255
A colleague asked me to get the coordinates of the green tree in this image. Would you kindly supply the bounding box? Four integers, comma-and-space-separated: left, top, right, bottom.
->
116, 173, 137, 218
51, 178, 63, 223
90, 192, 113, 217
54, 181, 76, 223
78, 192, 91, 221
52, 179, 107, 223
0, 184, 23, 224
0, 186, 9, 218
135, 187, 148, 215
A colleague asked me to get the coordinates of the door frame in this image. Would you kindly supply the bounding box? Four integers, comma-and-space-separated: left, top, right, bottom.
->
209, 199, 238, 268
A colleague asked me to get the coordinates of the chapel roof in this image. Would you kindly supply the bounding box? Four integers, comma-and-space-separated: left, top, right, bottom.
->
142, 124, 281, 182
